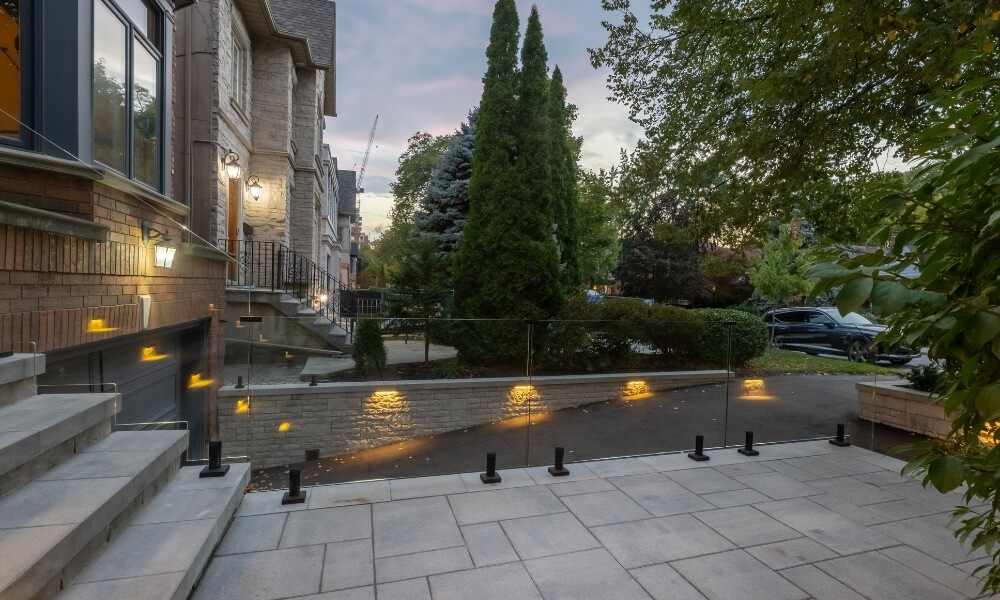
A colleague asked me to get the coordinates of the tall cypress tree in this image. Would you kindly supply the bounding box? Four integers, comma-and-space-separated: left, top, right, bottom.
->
547, 66, 582, 291
452, 0, 520, 320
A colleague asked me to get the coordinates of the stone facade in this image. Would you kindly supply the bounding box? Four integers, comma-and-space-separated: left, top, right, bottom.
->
856, 380, 953, 439
217, 371, 730, 468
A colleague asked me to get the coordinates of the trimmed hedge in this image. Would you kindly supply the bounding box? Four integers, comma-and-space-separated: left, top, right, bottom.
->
693, 308, 769, 366
352, 319, 387, 377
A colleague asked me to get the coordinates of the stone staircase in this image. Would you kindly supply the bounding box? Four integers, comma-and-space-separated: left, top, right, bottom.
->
224, 288, 350, 352
0, 353, 250, 600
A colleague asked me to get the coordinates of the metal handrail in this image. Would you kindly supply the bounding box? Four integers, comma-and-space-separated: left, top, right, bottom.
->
220, 238, 349, 323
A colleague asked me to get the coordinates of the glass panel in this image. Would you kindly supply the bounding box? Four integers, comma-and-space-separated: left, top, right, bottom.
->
133, 37, 158, 187
117, 0, 154, 43
93, 1, 127, 172
0, 0, 21, 139
231, 36, 245, 107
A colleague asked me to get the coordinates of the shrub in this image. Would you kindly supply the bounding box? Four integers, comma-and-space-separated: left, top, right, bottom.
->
904, 364, 943, 393
694, 308, 769, 366
352, 319, 387, 377
451, 319, 528, 366
646, 304, 702, 358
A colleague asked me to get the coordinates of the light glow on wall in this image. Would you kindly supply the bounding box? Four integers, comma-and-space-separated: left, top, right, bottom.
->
141, 346, 167, 361
86, 319, 116, 333
509, 385, 539, 404
980, 422, 999, 447
188, 373, 213, 389
623, 380, 651, 400
235, 399, 250, 414
278, 422, 292, 432
740, 379, 773, 400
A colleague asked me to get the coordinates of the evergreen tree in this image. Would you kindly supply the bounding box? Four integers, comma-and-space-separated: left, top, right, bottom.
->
414, 109, 478, 271
452, 0, 520, 320
547, 66, 581, 291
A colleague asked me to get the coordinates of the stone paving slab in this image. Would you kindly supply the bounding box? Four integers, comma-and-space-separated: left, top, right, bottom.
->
194, 441, 1000, 599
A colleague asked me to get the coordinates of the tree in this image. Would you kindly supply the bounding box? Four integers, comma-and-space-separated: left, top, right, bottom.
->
811, 73, 1000, 593
615, 193, 703, 302
547, 66, 582, 291
748, 224, 813, 328
413, 109, 477, 272
385, 237, 452, 319
576, 169, 621, 287
453, 1, 562, 321
388, 132, 455, 229
590, 0, 1000, 243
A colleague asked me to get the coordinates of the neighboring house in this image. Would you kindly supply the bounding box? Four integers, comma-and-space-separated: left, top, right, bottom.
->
0, 0, 231, 458
336, 168, 359, 285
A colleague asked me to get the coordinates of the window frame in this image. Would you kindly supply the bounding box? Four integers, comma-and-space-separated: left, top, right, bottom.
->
0, 0, 33, 148
230, 28, 248, 111
92, 0, 165, 191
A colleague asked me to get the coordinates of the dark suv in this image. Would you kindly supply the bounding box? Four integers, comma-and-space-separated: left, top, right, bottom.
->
763, 307, 918, 365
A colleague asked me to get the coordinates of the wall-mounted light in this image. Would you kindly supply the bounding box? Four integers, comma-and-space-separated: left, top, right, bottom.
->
224, 150, 241, 180
142, 220, 177, 269
247, 176, 262, 200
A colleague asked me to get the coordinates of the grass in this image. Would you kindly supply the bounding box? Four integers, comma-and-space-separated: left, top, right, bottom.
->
740, 349, 900, 377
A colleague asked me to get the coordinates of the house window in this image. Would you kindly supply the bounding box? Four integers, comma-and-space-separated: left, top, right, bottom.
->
231, 32, 247, 109
0, 0, 21, 140
93, 0, 161, 189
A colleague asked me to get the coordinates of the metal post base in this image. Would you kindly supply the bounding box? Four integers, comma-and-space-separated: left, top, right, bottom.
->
548, 466, 570, 477
281, 490, 307, 505
199, 464, 230, 478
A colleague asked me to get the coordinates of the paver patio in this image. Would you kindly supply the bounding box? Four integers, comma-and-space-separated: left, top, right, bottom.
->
193, 440, 997, 599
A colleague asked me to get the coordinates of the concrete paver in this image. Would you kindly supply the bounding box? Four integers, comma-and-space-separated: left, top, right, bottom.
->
196, 441, 997, 600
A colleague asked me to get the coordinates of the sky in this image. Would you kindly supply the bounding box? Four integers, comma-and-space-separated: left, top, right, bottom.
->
323, 0, 648, 235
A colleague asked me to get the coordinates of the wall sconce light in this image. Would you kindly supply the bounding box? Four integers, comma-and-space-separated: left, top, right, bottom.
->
142, 220, 177, 269
247, 176, 262, 200
224, 150, 241, 180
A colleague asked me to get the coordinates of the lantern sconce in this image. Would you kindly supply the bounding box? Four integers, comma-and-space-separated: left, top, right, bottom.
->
141, 220, 177, 269
224, 150, 241, 181
247, 176, 262, 200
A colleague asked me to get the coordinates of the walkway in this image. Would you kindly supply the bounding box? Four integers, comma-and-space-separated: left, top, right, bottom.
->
193, 440, 993, 599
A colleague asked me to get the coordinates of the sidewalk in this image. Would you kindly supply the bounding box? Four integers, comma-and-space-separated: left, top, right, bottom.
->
193, 440, 992, 600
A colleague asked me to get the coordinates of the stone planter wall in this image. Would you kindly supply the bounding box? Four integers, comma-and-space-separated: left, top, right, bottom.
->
219, 370, 729, 468
856, 380, 954, 439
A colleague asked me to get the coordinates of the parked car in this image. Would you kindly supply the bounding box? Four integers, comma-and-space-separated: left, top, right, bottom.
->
763, 307, 919, 365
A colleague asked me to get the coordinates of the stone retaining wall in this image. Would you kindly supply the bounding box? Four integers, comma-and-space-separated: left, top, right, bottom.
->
856, 380, 953, 439
219, 371, 729, 468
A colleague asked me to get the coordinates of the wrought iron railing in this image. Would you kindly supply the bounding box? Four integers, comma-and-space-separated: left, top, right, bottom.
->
220, 239, 347, 323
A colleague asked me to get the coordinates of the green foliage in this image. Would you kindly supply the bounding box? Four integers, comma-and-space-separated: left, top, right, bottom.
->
389, 132, 456, 228
905, 364, 944, 394
811, 74, 1000, 594
352, 319, 387, 378
577, 170, 623, 287
590, 0, 1000, 243
748, 225, 813, 310
358, 223, 414, 289
453, 1, 563, 324
646, 304, 703, 358
743, 349, 897, 377
693, 308, 769, 367
548, 66, 582, 292
385, 237, 451, 318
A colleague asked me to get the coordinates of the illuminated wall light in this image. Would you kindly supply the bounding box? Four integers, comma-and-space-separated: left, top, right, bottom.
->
509, 385, 539, 404
141, 346, 167, 361
980, 422, 1000, 447
258, 334, 268, 343
285, 351, 293, 359
623, 381, 650, 398
235, 399, 250, 414
278, 422, 292, 432
86, 319, 116, 333
188, 373, 214, 389
742, 379, 766, 395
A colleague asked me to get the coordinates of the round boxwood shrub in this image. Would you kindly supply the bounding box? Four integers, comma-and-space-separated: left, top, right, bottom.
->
693, 308, 769, 366
646, 304, 703, 359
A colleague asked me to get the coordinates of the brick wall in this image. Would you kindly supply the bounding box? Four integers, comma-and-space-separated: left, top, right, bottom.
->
217, 371, 729, 468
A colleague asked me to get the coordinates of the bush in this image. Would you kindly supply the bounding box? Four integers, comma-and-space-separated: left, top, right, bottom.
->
904, 364, 943, 393
451, 319, 528, 366
646, 304, 703, 358
693, 308, 769, 366
352, 319, 387, 377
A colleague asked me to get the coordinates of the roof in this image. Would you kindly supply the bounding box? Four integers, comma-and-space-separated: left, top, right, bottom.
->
336, 170, 356, 216
235, 0, 337, 116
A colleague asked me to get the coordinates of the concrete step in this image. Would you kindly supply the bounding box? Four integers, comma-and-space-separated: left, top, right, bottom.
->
0, 354, 46, 409
55, 463, 251, 600
296, 307, 318, 317
0, 430, 188, 600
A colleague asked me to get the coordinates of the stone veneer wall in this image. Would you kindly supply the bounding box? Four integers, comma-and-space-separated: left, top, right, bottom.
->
219, 371, 729, 468
856, 380, 954, 439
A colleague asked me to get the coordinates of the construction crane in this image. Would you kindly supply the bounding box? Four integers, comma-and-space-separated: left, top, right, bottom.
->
354, 115, 377, 226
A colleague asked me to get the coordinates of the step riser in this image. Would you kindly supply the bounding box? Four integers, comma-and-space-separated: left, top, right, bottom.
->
0, 354, 45, 409
0, 421, 111, 501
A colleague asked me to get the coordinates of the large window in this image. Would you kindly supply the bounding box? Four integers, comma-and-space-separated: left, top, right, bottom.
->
93, 0, 161, 189
0, 0, 21, 140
